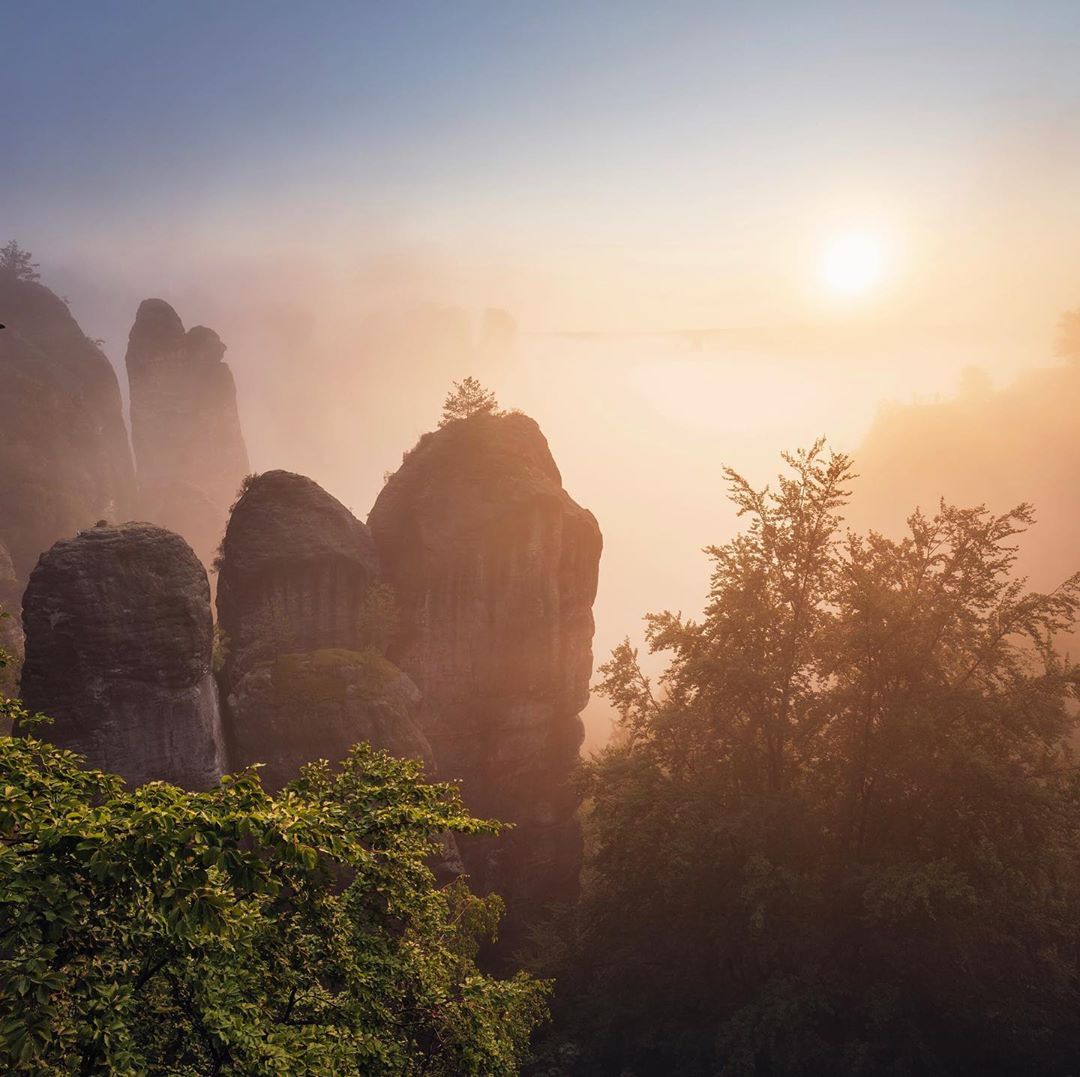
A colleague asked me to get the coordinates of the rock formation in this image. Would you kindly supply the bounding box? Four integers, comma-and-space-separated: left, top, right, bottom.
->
0, 540, 23, 698
125, 299, 249, 567
19, 522, 225, 788
368, 410, 602, 952
0, 278, 136, 586
216, 470, 434, 790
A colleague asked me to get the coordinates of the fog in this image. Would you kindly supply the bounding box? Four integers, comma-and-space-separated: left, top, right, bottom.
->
38, 243, 1074, 751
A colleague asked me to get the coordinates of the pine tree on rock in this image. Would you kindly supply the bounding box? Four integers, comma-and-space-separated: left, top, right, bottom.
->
440, 376, 500, 426
0, 240, 40, 282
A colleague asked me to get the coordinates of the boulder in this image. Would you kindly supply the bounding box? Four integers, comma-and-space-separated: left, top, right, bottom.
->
216, 470, 433, 790
19, 522, 225, 788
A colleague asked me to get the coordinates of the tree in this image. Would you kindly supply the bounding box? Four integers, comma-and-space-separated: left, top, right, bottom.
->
540, 442, 1080, 1075
0, 702, 548, 1074
439, 377, 499, 426
0, 241, 40, 283
1056, 306, 1080, 362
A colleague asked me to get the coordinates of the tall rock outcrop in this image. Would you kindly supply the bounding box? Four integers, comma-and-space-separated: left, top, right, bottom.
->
0, 540, 23, 698
125, 299, 249, 567
368, 411, 602, 951
0, 278, 136, 585
216, 470, 434, 790
19, 522, 225, 788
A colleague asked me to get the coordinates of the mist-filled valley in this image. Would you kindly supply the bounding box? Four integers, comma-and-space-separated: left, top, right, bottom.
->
43, 257, 1080, 752
5, 3, 1080, 1074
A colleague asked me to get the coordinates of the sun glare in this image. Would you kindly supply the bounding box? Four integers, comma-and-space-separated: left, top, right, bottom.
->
819, 231, 888, 298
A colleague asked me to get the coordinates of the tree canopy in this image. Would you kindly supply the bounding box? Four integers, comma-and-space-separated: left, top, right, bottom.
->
0, 696, 548, 1074
0, 241, 40, 283
439, 377, 499, 426
539, 442, 1080, 1075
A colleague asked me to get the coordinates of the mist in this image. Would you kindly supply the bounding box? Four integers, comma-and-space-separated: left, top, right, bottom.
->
36, 241, 1075, 752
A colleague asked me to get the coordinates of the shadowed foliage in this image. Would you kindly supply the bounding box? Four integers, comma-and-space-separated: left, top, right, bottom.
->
536, 443, 1080, 1075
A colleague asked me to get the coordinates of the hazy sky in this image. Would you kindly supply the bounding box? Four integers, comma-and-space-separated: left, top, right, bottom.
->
5, 1, 1080, 334
6, 3, 1080, 748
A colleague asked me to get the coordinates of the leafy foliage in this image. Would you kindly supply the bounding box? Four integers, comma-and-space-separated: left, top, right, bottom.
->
541, 442, 1080, 1075
439, 377, 499, 426
0, 241, 40, 283
0, 707, 548, 1074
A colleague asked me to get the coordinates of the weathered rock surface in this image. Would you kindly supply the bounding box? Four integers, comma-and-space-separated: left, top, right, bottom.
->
19, 522, 225, 788
0, 278, 136, 584
125, 299, 249, 567
368, 411, 602, 951
0, 540, 23, 698
216, 470, 433, 790
223, 648, 434, 790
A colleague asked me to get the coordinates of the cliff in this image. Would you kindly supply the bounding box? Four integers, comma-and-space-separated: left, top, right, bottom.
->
216, 470, 434, 790
19, 522, 225, 788
368, 411, 602, 953
0, 279, 136, 584
0, 540, 22, 697
125, 299, 250, 567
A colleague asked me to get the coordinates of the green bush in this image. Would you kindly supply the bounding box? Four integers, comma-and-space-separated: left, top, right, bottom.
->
0, 701, 548, 1074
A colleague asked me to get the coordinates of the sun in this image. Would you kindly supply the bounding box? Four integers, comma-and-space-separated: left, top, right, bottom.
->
819, 230, 888, 298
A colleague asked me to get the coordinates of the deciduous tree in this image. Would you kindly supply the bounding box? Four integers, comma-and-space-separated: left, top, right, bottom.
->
0, 703, 548, 1074
541, 442, 1080, 1075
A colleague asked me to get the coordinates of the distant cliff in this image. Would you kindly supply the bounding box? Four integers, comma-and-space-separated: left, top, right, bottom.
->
369, 411, 602, 955
0, 278, 136, 585
126, 299, 249, 567
851, 361, 1080, 597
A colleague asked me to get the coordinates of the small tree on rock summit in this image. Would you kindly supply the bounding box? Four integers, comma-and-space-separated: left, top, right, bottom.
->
0, 240, 41, 283
440, 376, 499, 426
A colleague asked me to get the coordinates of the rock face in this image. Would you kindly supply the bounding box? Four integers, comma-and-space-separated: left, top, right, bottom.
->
216, 470, 433, 790
125, 299, 249, 567
0, 278, 136, 584
0, 540, 23, 698
19, 523, 225, 788
368, 411, 602, 951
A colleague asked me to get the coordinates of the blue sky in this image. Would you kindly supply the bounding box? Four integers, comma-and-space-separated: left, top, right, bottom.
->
4, 2, 1080, 330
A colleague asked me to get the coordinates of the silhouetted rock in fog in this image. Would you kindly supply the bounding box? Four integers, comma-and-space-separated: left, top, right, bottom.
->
125, 299, 249, 567
216, 470, 434, 790
19, 522, 225, 788
368, 410, 602, 955
0, 278, 136, 585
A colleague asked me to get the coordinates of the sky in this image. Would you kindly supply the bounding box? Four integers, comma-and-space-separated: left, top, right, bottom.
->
5, 2, 1080, 746
4, 1, 1080, 335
